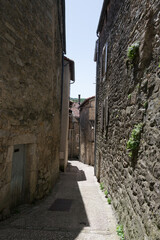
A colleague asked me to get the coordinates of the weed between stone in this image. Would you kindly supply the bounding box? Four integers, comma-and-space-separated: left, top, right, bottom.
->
127, 41, 140, 62
126, 123, 143, 157
100, 182, 104, 190
116, 224, 125, 240
104, 189, 108, 197
128, 94, 131, 100
99, 184, 111, 204
107, 198, 111, 204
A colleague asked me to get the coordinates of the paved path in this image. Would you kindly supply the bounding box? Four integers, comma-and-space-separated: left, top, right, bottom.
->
0, 160, 119, 240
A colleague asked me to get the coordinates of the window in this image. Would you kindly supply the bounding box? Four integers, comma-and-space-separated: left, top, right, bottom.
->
100, 42, 108, 82
100, 97, 109, 135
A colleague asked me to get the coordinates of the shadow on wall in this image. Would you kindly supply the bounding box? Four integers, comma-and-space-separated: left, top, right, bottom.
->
0, 161, 89, 240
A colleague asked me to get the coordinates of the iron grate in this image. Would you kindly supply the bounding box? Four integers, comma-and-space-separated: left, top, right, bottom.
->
49, 198, 73, 212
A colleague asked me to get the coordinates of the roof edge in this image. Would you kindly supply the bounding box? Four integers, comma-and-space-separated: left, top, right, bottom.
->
64, 56, 75, 82
79, 96, 95, 109
96, 0, 109, 35
62, 0, 66, 53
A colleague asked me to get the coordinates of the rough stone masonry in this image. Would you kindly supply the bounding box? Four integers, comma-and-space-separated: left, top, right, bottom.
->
95, 0, 160, 239
0, 0, 65, 219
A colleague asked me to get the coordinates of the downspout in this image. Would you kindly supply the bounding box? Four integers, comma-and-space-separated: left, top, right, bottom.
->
58, 0, 66, 118
94, 34, 100, 176
57, 0, 66, 171
78, 94, 81, 160
60, 52, 64, 118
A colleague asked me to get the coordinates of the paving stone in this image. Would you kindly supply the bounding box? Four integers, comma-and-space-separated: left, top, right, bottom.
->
0, 160, 119, 240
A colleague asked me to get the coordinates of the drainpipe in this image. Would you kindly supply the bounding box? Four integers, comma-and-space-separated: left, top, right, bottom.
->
94, 36, 100, 176
58, 0, 66, 118
78, 94, 81, 160
78, 94, 81, 105
60, 52, 64, 119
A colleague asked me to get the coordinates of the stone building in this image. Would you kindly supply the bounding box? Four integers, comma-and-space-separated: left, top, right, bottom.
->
79, 97, 95, 166
0, 0, 66, 219
59, 57, 75, 171
68, 101, 80, 159
94, 0, 160, 239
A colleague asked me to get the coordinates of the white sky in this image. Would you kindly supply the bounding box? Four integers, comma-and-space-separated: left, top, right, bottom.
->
65, 0, 104, 98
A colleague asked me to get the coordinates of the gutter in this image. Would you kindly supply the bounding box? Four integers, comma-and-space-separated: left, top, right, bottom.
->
61, 0, 66, 53
60, 52, 65, 119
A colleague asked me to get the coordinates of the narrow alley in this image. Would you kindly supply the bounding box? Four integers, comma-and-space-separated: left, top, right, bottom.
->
0, 1, 159, 239
0, 160, 119, 240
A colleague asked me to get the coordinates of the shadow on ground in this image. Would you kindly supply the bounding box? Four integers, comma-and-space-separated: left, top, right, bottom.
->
0, 160, 90, 240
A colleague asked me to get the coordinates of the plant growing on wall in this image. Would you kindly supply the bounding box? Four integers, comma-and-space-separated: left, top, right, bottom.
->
127, 123, 143, 157
100, 182, 104, 190
104, 189, 108, 197
143, 101, 148, 109
127, 41, 140, 62
116, 225, 125, 240
102, 188, 111, 204
128, 94, 131, 100
107, 197, 111, 204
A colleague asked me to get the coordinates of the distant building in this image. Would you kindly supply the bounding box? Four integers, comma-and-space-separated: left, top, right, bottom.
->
79, 96, 95, 165
68, 102, 80, 159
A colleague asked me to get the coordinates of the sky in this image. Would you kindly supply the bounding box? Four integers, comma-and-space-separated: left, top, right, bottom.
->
65, 0, 104, 99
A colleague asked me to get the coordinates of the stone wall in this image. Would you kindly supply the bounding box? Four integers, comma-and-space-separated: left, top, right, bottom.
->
0, 0, 65, 219
68, 116, 79, 159
95, 0, 160, 239
68, 102, 80, 159
80, 98, 95, 165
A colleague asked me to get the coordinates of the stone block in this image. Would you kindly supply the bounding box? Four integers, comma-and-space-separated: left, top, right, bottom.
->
153, 163, 160, 179
6, 146, 13, 163
4, 33, 15, 45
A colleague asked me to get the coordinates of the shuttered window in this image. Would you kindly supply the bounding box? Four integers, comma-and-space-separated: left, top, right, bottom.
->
101, 42, 108, 82
100, 97, 109, 133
